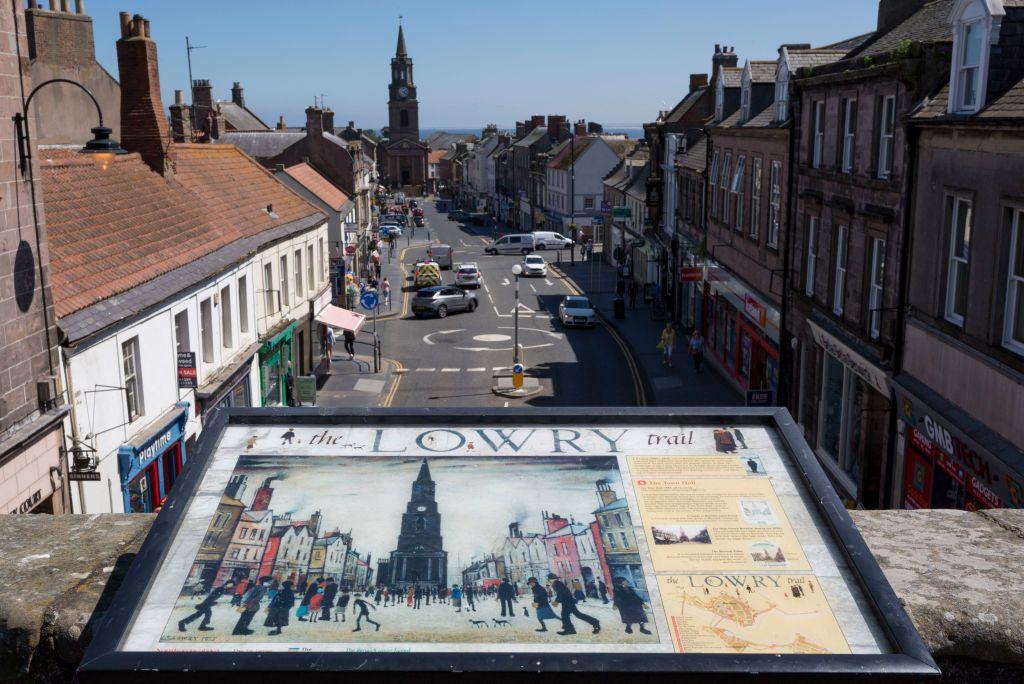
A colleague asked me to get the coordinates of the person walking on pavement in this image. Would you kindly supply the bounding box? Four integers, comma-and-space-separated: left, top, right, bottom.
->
335, 589, 350, 622
464, 584, 476, 612
598, 580, 609, 605
321, 578, 338, 622
549, 572, 600, 636
265, 580, 296, 636
451, 584, 463, 612
382, 278, 392, 310
179, 580, 234, 632
232, 576, 270, 636
230, 576, 248, 606
628, 280, 639, 310
688, 330, 704, 373
659, 322, 677, 367
343, 329, 356, 360
325, 327, 335, 366
414, 586, 422, 609
612, 577, 651, 635
497, 578, 516, 618
351, 593, 381, 632
528, 577, 557, 632
296, 576, 321, 622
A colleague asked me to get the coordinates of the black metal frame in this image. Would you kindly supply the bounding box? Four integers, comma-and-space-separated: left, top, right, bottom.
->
77, 407, 939, 681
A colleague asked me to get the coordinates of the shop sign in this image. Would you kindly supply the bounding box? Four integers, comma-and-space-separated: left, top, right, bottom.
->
808, 321, 888, 395
68, 471, 102, 482
10, 489, 41, 514
612, 206, 631, 219
176, 352, 197, 389
296, 375, 317, 406
600, 199, 611, 212
138, 431, 174, 468
345, 245, 356, 255
745, 389, 774, 407
743, 295, 767, 329
679, 267, 702, 283
592, 215, 604, 225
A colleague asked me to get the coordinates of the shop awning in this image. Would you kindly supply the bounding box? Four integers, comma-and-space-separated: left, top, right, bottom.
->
315, 305, 366, 333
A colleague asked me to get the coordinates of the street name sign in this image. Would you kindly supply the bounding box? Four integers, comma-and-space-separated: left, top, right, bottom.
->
78, 409, 938, 681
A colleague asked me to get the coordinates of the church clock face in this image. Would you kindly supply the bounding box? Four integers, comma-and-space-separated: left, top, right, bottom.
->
416, 505, 427, 512
397, 86, 409, 99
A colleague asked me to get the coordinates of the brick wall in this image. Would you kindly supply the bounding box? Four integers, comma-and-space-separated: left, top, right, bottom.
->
116, 13, 168, 173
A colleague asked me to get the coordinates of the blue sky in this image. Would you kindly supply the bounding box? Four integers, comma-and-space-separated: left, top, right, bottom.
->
89, 1, 878, 131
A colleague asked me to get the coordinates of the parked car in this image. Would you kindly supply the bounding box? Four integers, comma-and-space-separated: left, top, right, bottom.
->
532, 231, 573, 250
411, 285, 478, 318
558, 296, 597, 327
455, 263, 482, 288
382, 213, 408, 226
413, 261, 441, 287
521, 254, 548, 277
414, 215, 425, 227
485, 234, 534, 255
448, 209, 470, 221
378, 223, 402, 238
428, 244, 453, 270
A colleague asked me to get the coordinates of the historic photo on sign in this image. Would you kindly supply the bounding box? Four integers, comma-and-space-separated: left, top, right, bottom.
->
162, 454, 659, 646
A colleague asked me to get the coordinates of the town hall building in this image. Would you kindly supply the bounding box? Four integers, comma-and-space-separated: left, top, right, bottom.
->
379, 25, 428, 193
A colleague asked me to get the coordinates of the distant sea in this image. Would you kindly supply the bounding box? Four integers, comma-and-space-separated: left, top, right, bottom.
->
421, 126, 644, 139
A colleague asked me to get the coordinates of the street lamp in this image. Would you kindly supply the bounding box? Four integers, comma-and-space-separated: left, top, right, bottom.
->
511, 263, 523, 365
13, 78, 127, 174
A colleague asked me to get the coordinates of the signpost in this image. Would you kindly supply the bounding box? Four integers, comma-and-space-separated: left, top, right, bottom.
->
360, 291, 381, 373
176, 352, 196, 389
512, 363, 524, 390
78, 409, 938, 681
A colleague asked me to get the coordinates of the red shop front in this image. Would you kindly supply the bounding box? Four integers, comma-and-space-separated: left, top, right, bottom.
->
702, 282, 780, 399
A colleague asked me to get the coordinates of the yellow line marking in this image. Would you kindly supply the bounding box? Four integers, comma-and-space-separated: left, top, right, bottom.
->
380, 357, 404, 407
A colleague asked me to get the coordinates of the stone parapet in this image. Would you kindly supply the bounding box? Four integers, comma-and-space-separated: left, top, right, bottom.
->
0, 509, 1021, 682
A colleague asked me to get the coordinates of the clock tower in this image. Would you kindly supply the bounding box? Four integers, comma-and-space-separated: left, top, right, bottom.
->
387, 458, 447, 588
387, 25, 419, 141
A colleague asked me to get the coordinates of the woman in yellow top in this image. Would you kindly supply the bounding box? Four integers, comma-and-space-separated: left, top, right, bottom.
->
659, 322, 677, 367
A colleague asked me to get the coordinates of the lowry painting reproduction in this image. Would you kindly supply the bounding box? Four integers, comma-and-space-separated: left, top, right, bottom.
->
160, 454, 660, 645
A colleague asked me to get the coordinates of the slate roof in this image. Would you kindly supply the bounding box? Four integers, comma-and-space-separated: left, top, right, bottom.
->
605, 138, 637, 158
741, 106, 781, 129
712, 109, 744, 129
426, 131, 473, 150
785, 48, 848, 71
513, 126, 548, 147
748, 60, 777, 83
217, 101, 270, 131
548, 136, 597, 170
851, 0, 953, 58
218, 131, 305, 158
720, 67, 743, 88
623, 162, 650, 199
665, 87, 707, 123
593, 497, 627, 514
282, 162, 350, 210
914, 77, 1024, 120
679, 134, 708, 172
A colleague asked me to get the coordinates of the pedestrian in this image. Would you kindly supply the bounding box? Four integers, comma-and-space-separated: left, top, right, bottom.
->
343, 328, 356, 359
464, 584, 476, 612
284, 362, 295, 407
382, 278, 392, 310
374, 261, 382, 280
527, 577, 557, 632
351, 593, 381, 632
374, 587, 383, 606
265, 580, 296, 636
612, 578, 651, 635
572, 578, 586, 603
549, 572, 600, 636
688, 330, 704, 373
414, 586, 422, 609
232, 576, 270, 636
439, 585, 448, 604
451, 584, 463, 612
178, 580, 234, 632
598, 580, 609, 604
406, 586, 414, 607
308, 587, 325, 623
616, 278, 626, 299
325, 327, 335, 365
335, 589, 350, 622
658, 322, 677, 367
296, 576, 321, 622
322, 577, 338, 622
230, 576, 248, 606
628, 280, 639, 309
497, 578, 516, 618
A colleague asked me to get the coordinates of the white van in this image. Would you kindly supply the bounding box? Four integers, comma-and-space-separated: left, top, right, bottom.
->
485, 234, 535, 255
532, 231, 573, 250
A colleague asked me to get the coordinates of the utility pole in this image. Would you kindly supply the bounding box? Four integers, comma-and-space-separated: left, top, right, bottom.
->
569, 123, 576, 264
185, 37, 205, 138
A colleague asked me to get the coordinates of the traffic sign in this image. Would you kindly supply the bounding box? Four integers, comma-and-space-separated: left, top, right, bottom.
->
592, 215, 604, 225
359, 291, 379, 311
612, 206, 631, 219
512, 363, 524, 390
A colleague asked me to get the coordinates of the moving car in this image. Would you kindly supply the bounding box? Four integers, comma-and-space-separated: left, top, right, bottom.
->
382, 213, 408, 226
411, 285, 478, 318
521, 254, 548, 277
485, 234, 534, 255
413, 261, 442, 287
412, 207, 424, 217
428, 244, 454, 270
378, 223, 402, 238
532, 231, 573, 250
413, 215, 425, 227
455, 263, 482, 288
558, 296, 597, 327
448, 209, 469, 221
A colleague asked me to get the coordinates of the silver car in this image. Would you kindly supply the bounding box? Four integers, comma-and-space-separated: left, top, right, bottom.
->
559, 295, 597, 327
411, 286, 478, 318
522, 254, 548, 277
455, 263, 482, 288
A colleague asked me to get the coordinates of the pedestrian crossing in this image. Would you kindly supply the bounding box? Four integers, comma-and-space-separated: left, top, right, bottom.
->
410, 367, 505, 373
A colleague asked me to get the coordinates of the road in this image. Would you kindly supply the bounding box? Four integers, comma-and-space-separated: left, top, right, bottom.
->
376, 199, 643, 407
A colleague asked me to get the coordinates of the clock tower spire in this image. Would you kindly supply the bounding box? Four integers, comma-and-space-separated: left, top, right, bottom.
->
381, 21, 427, 192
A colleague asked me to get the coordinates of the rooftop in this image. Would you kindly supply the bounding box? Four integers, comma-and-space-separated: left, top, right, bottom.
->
281, 162, 350, 210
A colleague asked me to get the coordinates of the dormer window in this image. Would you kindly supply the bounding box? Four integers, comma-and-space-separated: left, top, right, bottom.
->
775, 65, 789, 122
947, 0, 1005, 115
715, 71, 725, 121
741, 84, 751, 121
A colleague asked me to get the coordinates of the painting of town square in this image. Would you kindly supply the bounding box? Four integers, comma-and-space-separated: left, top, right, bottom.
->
162, 455, 659, 645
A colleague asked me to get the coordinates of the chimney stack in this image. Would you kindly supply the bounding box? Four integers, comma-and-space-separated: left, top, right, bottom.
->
26, 0, 97, 65
547, 114, 566, 142
321, 108, 335, 134
305, 106, 323, 137
117, 13, 168, 172
515, 121, 526, 138
689, 73, 709, 92
276, 115, 286, 130
574, 119, 587, 136
877, 0, 929, 34
169, 89, 192, 143
231, 81, 244, 107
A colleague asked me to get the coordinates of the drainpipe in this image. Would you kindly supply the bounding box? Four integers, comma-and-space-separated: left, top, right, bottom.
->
59, 345, 86, 513
779, 105, 800, 409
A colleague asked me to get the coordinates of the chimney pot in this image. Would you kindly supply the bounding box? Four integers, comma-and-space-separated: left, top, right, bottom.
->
715, 43, 720, 53
47, 0, 56, 10
119, 11, 130, 37
143, 19, 150, 38
75, 0, 84, 13
27, 0, 37, 9
60, 0, 68, 11
348, 120, 354, 128
174, 89, 183, 105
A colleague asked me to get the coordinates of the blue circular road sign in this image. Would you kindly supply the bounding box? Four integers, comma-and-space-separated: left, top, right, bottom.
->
359, 291, 379, 311
512, 363, 524, 375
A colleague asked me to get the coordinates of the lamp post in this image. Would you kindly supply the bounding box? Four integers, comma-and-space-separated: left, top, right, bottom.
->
569, 123, 576, 265
512, 263, 522, 365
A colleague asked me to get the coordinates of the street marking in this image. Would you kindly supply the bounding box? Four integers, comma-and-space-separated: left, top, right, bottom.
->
529, 284, 537, 293
441, 368, 459, 372
503, 401, 509, 408
467, 367, 486, 372
393, 368, 409, 374
483, 283, 490, 293
380, 358, 404, 407
416, 368, 436, 372
501, 278, 510, 286
492, 367, 506, 371
545, 278, 554, 287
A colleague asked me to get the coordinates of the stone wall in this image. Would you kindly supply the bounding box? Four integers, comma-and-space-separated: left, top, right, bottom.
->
0, 509, 1021, 681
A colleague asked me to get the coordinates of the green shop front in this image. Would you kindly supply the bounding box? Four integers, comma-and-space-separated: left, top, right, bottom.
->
259, 320, 298, 406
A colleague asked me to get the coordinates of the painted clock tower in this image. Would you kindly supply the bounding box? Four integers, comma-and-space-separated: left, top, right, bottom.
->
388, 25, 419, 141
387, 458, 447, 587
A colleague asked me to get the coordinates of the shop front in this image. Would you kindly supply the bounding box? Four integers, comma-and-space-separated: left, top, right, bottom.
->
259, 320, 298, 407
894, 379, 1024, 511
117, 403, 189, 513
701, 265, 781, 401
195, 344, 259, 419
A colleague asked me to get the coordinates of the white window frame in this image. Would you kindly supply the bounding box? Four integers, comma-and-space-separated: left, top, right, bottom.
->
945, 194, 972, 326
768, 161, 781, 248
709, 150, 720, 217
806, 217, 818, 297
1004, 205, 1024, 355
833, 224, 848, 316
306, 245, 314, 293
220, 284, 233, 350
294, 249, 303, 304
263, 262, 276, 315
318, 238, 326, 282
949, 0, 1000, 116
238, 275, 249, 335
750, 157, 762, 239
200, 297, 215, 364
877, 95, 896, 179
279, 255, 289, 310
816, 352, 862, 494
730, 155, 745, 231
173, 309, 190, 354
868, 238, 886, 339
812, 100, 825, 169
740, 80, 751, 121
122, 336, 143, 421
841, 98, 857, 173
720, 152, 732, 225
775, 64, 789, 122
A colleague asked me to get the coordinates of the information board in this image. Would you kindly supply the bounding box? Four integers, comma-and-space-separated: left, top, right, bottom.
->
78, 409, 937, 680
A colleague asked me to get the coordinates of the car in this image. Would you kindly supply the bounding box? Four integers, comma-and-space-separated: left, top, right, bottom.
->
412, 207, 424, 217
413, 215, 425, 227
411, 285, 478, 318
532, 231, 574, 250
558, 295, 597, 327
485, 234, 534, 255
382, 213, 408, 226
378, 223, 402, 237
521, 254, 548, 277
448, 209, 469, 221
413, 261, 441, 287
428, 244, 454, 269
455, 263, 482, 288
